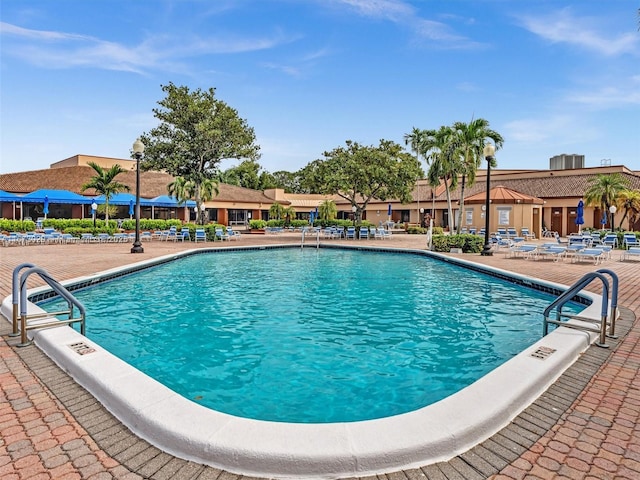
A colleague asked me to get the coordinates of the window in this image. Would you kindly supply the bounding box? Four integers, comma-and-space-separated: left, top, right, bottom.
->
497, 207, 511, 225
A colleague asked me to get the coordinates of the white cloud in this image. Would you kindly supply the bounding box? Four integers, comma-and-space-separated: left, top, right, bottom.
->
504, 115, 596, 145
0, 21, 295, 74
518, 8, 640, 57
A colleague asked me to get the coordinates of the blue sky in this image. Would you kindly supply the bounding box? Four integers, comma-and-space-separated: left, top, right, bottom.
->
1, 0, 639, 175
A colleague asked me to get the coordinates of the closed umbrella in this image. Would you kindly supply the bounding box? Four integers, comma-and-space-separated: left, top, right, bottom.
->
43, 195, 49, 219
387, 203, 392, 219
129, 199, 135, 219
575, 199, 584, 233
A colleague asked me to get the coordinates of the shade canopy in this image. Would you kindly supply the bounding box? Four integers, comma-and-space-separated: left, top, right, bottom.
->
0, 190, 22, 202
150, 195, 196, 208
19, 189, 93, 204
93, 193, 153, 206
575, 200, 585, 226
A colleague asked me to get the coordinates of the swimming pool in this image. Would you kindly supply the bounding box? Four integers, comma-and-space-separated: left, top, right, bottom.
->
5, 245, 603, 478
42, 247, 582, 423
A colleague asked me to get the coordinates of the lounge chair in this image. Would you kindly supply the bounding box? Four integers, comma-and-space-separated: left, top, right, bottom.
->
536, 245, 567, 262
572, 248, 605, 265
506, 244, 537, 259
554, 233, 568, 245
620, 247, 640, 261
497, 227, 507, 237
359, 227, 369, 239
506, 227, 518, 238
346, 227, 356, 239
194, 228, 207, 243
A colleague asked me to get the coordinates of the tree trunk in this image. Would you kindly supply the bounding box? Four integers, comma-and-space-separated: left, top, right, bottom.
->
456, 175, 467, 234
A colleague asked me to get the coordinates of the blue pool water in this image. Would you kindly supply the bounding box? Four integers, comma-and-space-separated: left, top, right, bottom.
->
42, 248, 581, 423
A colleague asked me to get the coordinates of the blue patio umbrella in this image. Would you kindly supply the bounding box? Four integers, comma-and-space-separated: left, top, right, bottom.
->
387, 203, 392, 219
129, 199, 135, 218
43, 195, 49, 218
309, 210, 315, 224
575, 199, 584, 232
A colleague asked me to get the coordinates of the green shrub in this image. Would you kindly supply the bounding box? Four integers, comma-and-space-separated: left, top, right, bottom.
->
0, 219, 36, 233
431, 234, 483, 253
407, 226, 426, 234
249, 219, 268, 229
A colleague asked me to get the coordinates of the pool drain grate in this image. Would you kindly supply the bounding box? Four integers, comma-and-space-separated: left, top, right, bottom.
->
530, 346, 556, 360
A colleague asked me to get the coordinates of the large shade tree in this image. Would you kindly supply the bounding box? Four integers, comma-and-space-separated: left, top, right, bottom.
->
300, 139, 423, 225
140, 82, 260, 224
80, 162, 129, 223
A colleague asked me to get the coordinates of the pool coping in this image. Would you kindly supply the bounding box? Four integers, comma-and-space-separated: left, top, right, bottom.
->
1, 244, 611, 479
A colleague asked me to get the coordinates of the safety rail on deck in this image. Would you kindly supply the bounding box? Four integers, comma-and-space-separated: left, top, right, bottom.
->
11, 263, 86, 347
543, 269, 619, 348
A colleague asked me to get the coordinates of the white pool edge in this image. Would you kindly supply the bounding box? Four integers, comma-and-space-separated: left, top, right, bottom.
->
1, 247, 603, 479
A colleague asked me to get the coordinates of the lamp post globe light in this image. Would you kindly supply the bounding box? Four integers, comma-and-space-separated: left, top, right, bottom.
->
420, 207, 424, 228
91, 201, 98, 228
609, 205, 617, 231
131, 138, 145, 254
481, 143, 496, 256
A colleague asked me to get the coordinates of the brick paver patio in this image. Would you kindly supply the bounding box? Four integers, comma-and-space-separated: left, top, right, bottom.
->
1, 233, 638, 479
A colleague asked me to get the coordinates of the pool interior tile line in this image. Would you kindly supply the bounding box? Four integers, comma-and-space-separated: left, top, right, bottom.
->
1, 306, 635, 480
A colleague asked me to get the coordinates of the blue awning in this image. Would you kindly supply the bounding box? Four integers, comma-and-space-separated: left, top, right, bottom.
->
19, 189, 93, 204
150, 195, 196, 208
0, 190, 22, 202
92, 193, 154, 207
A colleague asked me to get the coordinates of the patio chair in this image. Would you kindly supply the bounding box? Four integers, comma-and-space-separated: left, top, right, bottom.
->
346, 226, 356, 239
572, 248, 605, 265
497, 227, 507, 237
623, 233, 639, 249
359, 227, 369, 239
521, 227, 535, 240
194, 228, 207, 243
620, 247, 640, 261
226, 227, 241, 241
506, 227, 518, 238
179, 227, 190, 242
215, 228, 229, 241
602, 233, 618, 248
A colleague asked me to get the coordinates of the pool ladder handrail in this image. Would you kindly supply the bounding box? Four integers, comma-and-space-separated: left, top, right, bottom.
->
543, 269, 618, 348
300, 227, 320, 249
11, 263, 86, 347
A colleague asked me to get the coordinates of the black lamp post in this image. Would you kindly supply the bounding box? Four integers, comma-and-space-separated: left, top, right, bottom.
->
131, 138, 144, 254
481, 143, 496, 256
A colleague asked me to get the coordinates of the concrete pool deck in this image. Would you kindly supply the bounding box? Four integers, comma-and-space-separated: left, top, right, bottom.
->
1, 233, 639, 479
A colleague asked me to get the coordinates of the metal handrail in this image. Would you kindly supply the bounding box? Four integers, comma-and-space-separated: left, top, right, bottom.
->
596, 269, 619, 338
543, 271, 610, 347
11, 262, 35, 336
13, 265, 86, 347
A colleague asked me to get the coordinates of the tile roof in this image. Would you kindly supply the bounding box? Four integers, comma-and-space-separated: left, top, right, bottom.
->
430, 172, 640, 202
0, 166, 275, 203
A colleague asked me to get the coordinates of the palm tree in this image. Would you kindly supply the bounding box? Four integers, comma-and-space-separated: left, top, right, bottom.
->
584, 173, 630, 229
419, 126, 459, 231
451, 119, 504, 233
168, 176, 218, 224
81, 162, 129, 223
616, 188, 640, 231
269, 202, 285, 220
318, 199, 337, 221
282, 206, 296, 225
